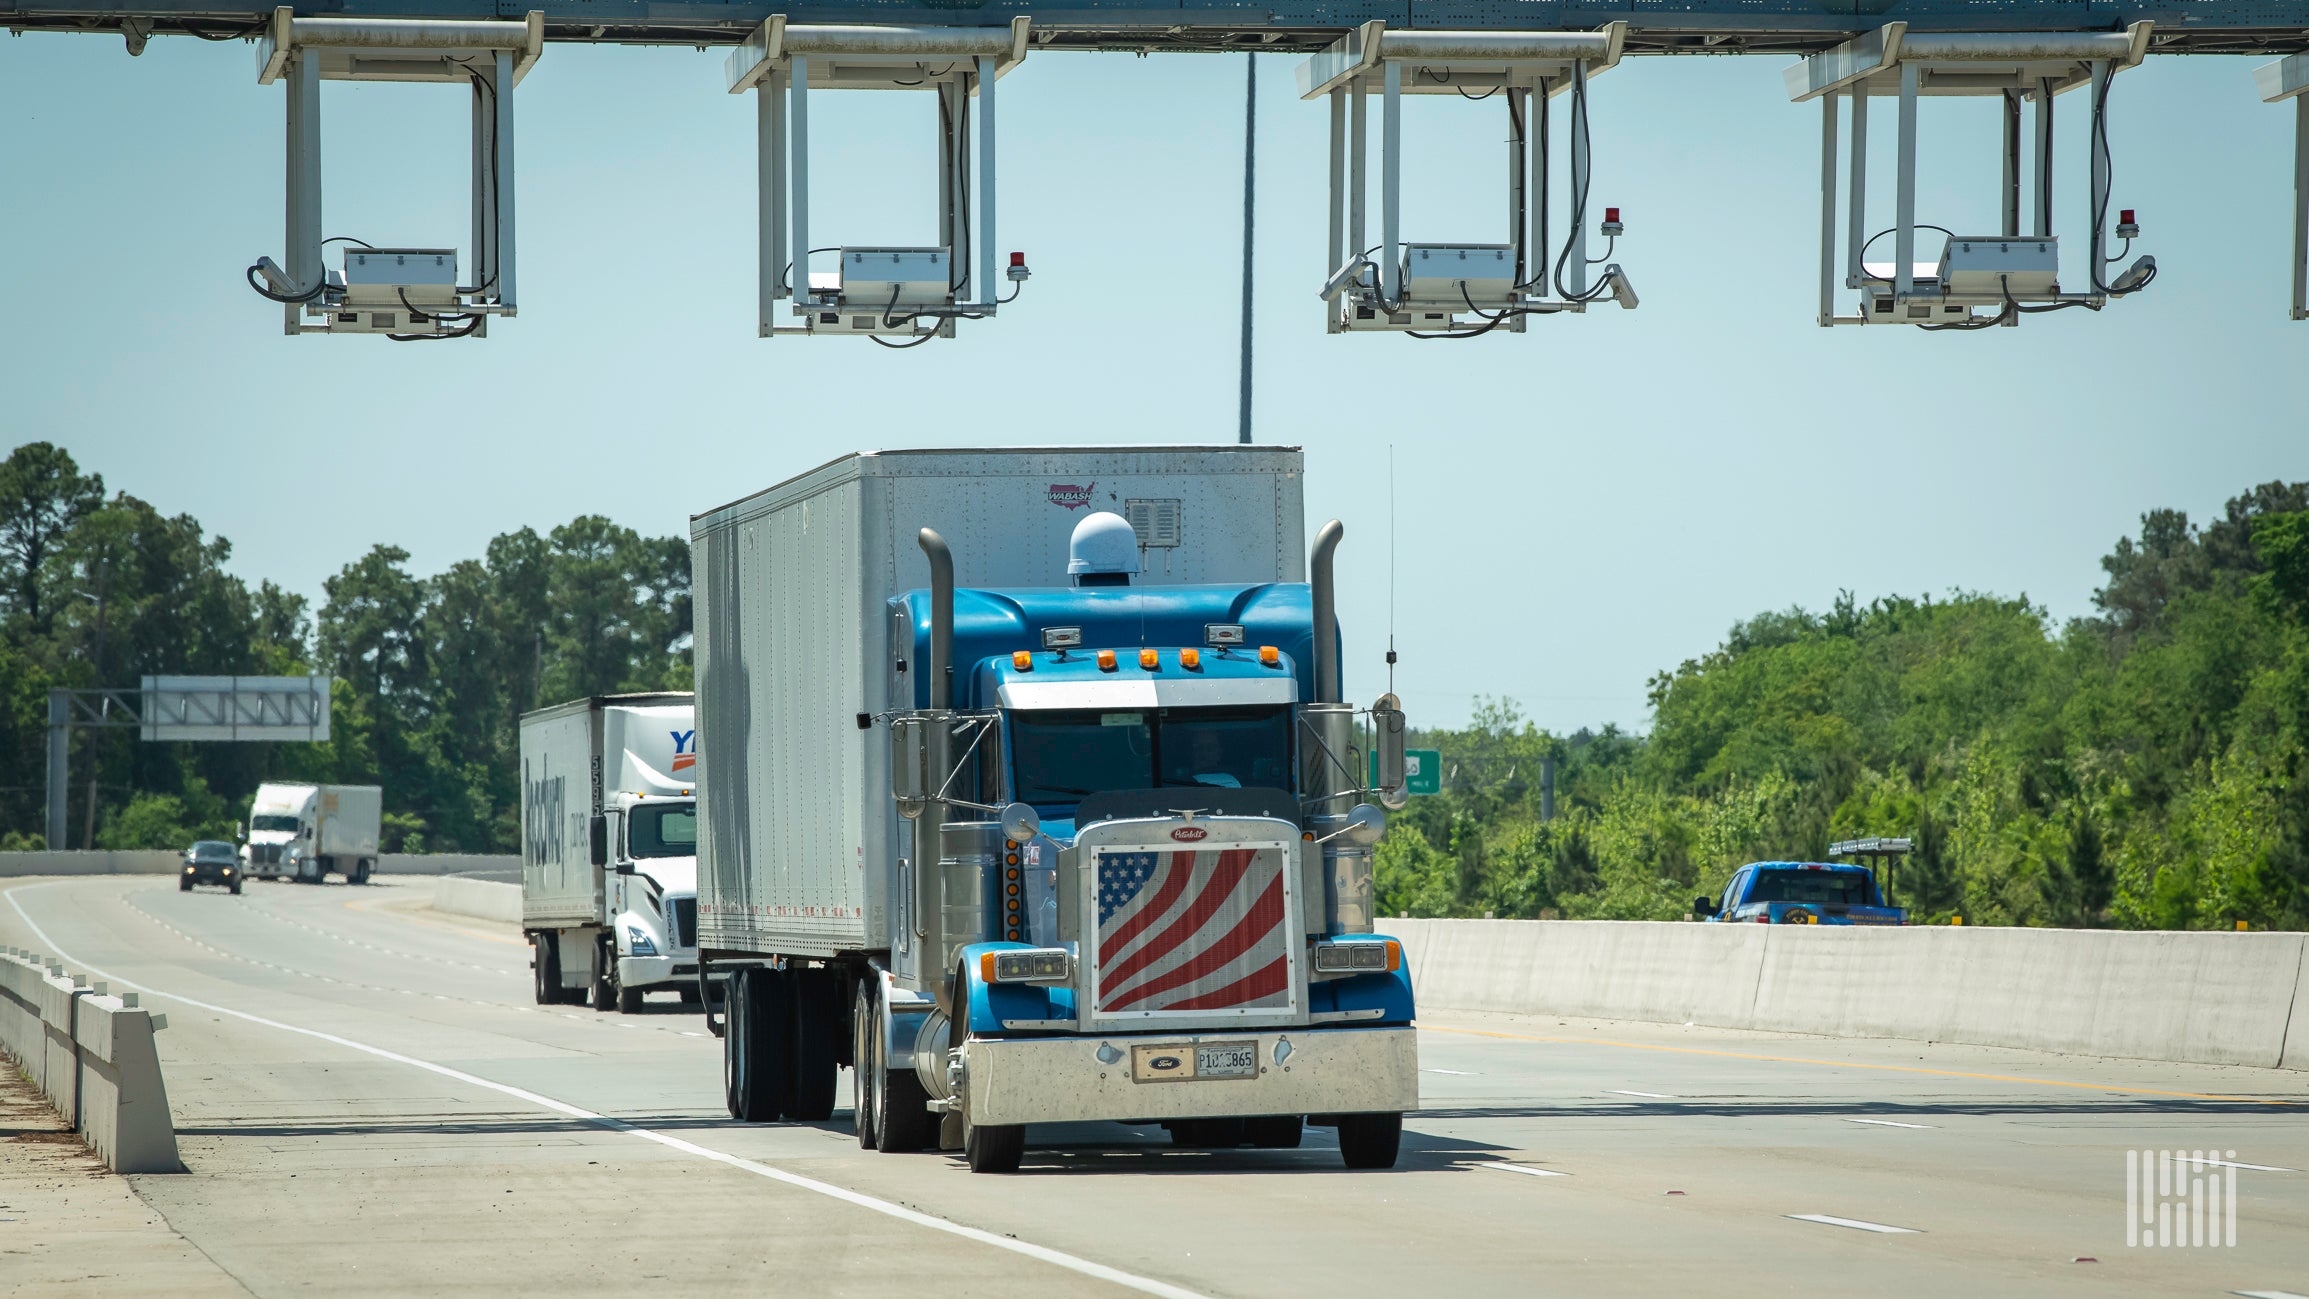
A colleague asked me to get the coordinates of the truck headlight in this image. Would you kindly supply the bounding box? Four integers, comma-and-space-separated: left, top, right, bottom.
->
981, 948, 1070, 984
1312, 939, 1400, 973
626, 926, 658, 957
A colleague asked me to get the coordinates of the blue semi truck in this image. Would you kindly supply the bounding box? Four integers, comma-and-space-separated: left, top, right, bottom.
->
1696, 860, 1908, 925
689, 448, 1419, 1173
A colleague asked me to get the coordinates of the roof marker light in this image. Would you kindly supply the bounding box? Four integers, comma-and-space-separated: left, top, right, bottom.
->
1139, 648, 1160, 670
1097, 649, 1117, 672
1180, 648, 1201, 670
1258, 646, 1281, 667
1012, 651, 1033, 671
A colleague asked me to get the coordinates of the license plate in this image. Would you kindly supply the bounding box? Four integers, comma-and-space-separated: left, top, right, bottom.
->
1130, 1040, 1259, 1083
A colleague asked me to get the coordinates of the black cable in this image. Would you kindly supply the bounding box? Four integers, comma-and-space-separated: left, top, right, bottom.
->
1854, 225, 1959, 284
464, 70, 503, 299
870, 330, 937, 349
1507, 91, 1527, 288
2087, 67, 2156, 298
388, 316, 484, 342
323, 237, 373, 250
1550, 73, 1612, 305
782, 247, 839, 295
245, 262, 327, 304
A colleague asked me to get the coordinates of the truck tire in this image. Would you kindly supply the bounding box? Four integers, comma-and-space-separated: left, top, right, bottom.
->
349, 859, 371, 885
1336, 1113, 1402, 1170
179, 876, 193, 892
851, 977, 881, 1149
1246, 1115, 1304, 1149
532, 939, 558, 1005
866, 980, 937, 1153
589, 938, 617, 1012
788, 966, 842, 1122
964, 1120, 1024, 1174
230, 878, 243, 896
725, 967, 794, 1122
614, 968, 644, 1015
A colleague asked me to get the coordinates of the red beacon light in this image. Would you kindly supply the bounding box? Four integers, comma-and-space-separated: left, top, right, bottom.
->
1006, 251, 1031, 283
2116, 209, 2140, 239
1600, 206, 1625, 238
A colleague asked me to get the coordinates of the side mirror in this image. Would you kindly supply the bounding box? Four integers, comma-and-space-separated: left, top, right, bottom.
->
1371, 694, 1409, 811
999, 802, 1041, 844
1693, 895, 1719, 919
1340, 803, 1388, 847
589, 813, 609, 868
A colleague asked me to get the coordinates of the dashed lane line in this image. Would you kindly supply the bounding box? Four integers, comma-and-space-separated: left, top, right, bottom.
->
1843, 1118, 1935, 1130
6, 882, 1206, 1299
1423, 1026, 2300, 1107
1786, 1214, 1920, 1234
1479, 1163, 1571, 1179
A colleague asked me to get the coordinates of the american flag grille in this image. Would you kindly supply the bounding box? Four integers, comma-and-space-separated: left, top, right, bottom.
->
664, 896, 697, 949
1092, 845, 1293, 1017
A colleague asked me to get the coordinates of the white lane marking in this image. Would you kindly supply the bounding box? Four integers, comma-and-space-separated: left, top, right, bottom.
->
1480, 1163, 1570, 1179
1844, 1118, 1935, 1130
7, 884, 1206, 1299
1422, 1068, 1475, 1075
2199, 1158, 2297, 1173
1608, 1090, 1674, 1099
1786, 1214, 1920, 1234
2233, 1290, 2309, 1298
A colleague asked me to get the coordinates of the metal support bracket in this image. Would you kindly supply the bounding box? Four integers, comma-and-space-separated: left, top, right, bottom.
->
1793, 21, 2155, 328
1299, 22, 1634, 337
2256, 53, 2309, 320
727, 15, 1030, 339
254, 8, 540, 338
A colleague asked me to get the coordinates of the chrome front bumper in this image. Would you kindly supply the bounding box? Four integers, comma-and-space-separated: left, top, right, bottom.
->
957, 1026, 1417, 1127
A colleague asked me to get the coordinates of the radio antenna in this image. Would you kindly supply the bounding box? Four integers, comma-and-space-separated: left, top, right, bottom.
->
1387, 443, 1397, 696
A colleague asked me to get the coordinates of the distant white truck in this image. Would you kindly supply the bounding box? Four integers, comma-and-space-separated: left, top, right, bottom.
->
520, 693, 700, 1013
241, 782, 383, 885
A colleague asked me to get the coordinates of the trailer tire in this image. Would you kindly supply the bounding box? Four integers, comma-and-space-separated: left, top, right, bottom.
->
1336, 1112, 1402, 1170
788, 967, 842, 1122
725, 967, 794, 1122
964, 1120, 1024, 1174
1246, 1115, 1304, 1149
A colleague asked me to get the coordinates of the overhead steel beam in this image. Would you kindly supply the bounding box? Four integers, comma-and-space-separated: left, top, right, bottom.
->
13, 2, 2309, 55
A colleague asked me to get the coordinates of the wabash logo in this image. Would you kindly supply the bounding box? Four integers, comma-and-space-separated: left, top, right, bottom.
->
1047, 481, 1096, 511
1169, 825, 1209, 843
671, 728, 697, 776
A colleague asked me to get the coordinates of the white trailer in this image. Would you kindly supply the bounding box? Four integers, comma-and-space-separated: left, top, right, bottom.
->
241, 782, 382, 884
692, 448, 1419, 1172
520, 694, 701, 1013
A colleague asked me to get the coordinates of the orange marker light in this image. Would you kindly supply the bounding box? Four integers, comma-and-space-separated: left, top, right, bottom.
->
1258, 646, 1281, 667
1139, 648, 1160, 670
1097, 649, 1117, 671
1385, 939, 1402, 972
1181, 648, 1201, 670
1012, 650, 1033, 671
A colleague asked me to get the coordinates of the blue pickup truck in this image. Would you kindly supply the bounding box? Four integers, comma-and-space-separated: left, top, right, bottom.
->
1695, 861, 1907, 925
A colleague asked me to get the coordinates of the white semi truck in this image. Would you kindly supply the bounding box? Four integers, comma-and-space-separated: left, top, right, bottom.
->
520, 694, 701, 1013
691, 448, 1418, 1173
242, 782, 383, 884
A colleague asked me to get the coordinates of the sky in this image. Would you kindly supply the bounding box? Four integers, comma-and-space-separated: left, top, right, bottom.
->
3, 32, 2304, 734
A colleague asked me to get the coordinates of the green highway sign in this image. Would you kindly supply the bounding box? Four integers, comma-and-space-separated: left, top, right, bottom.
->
1373, 749, 1443, 796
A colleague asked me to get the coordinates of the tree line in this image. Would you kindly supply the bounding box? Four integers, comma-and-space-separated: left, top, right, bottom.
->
0, 442, 690, 853
1378, 480, 2309, 930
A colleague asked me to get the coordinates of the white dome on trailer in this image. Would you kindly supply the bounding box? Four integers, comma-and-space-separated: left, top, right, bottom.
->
1067, 511, 1142, 578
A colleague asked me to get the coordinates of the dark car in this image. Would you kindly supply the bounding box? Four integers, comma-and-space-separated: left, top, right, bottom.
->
182, 840, 243, 894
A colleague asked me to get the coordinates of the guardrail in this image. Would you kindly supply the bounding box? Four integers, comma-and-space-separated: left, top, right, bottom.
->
432, 877, 522, 923
0, 947, 182, 1173
1393, 919, 2309, 1072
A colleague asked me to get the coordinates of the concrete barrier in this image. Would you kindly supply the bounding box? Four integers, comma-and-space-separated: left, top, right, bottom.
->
1393, 918, 2309, 1072
0, 947, 181, 1173
0, 851, 519, 878
0, 850, 181, 876
432, 877, 522, 924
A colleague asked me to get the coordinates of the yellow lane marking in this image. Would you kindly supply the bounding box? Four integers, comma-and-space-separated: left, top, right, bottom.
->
343, 893, 527, 947
1423, 1025, 2300, 1107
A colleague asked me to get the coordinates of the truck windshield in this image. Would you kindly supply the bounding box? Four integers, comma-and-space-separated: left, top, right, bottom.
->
1749, 869, 1877, 906
1011, 706, 1292, 804
628, 803, 697, 858
251, 814, 299, 832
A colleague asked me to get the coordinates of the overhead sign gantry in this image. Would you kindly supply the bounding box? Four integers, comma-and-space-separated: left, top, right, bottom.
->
2258, 53, 2309, 321
1298, 22, 1637, 338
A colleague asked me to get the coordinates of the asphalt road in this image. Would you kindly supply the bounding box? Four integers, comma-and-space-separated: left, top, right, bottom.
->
3, 874, 2304, 1298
